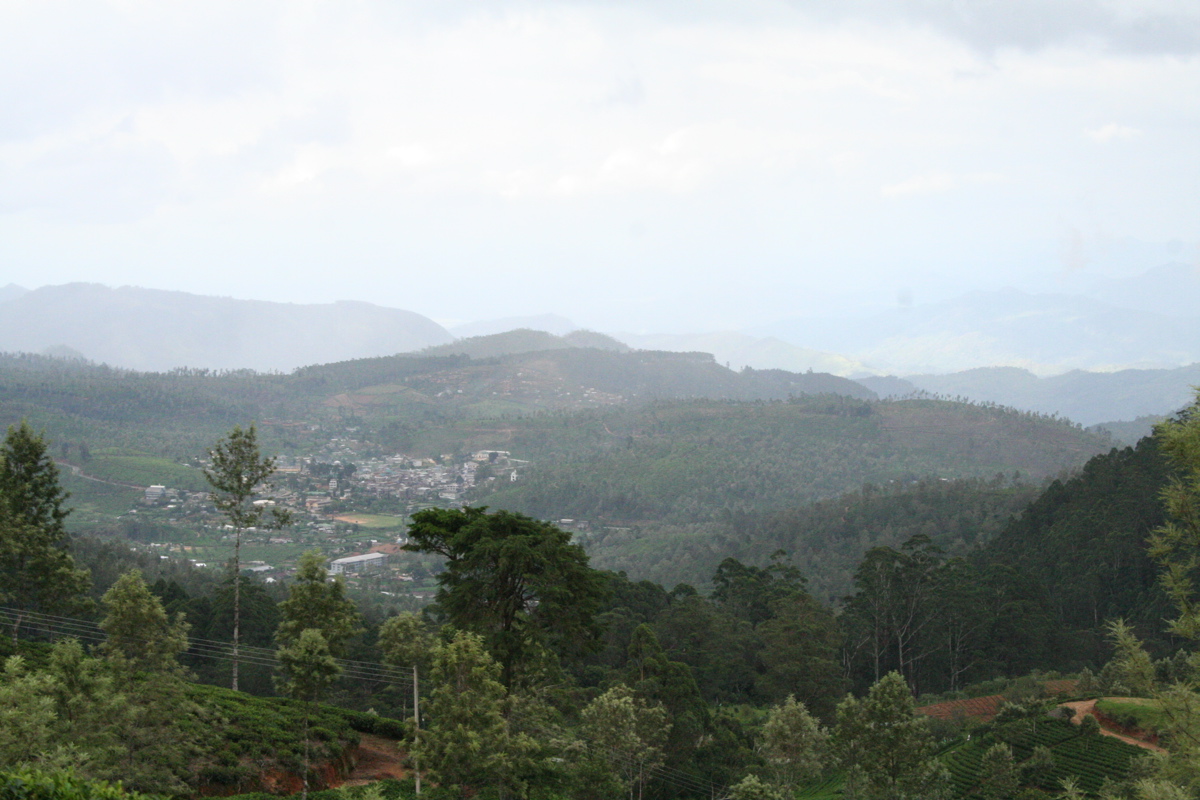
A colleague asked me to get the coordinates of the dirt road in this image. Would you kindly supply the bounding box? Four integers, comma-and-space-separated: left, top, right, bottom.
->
1061, 699, 1165, 753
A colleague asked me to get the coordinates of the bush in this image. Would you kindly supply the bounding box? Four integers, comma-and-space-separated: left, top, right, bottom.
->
0, 770, 158, 800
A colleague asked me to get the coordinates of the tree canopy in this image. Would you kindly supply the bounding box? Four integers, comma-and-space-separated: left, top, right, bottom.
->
405, 506, 608, 686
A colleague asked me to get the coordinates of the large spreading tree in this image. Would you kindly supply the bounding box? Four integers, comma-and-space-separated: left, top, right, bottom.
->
404, 506, 608, 686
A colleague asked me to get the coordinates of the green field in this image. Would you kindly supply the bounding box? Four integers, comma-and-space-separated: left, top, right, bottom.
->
82, 455, 209, 491
1095, 698, 1167, 737
332, 513, 407, 529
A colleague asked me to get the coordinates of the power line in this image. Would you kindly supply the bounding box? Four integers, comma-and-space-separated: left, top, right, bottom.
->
0, 606, 416, 689
1, 606, 727, 798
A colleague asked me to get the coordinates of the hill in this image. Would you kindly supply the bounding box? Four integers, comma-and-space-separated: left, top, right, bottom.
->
579, 475, 1041, 603
616, 330, 867, 376
418, 328, 630, 358
480, 396, 1109, 524
895, 364, 1200, 428
975, 435, 1175, 665
0, 346, 876, 455
0, 284, 452, 372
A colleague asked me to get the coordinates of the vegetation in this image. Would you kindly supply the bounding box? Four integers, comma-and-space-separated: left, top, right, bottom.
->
4, 353, 1199, 799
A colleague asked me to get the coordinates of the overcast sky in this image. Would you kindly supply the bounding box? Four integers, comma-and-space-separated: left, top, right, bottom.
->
1, 1, 1197, 332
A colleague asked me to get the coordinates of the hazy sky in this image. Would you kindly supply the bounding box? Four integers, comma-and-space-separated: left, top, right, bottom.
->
2, 1, 1197, 332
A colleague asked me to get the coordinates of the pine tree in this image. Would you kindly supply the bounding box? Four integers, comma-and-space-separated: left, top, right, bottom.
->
276, 628, 341, 800
204, 424, 290, 691
98, 569, 189, 674
275, 551, 362, 657
414, 630, 509, 797
0, 422, 90, 631
832, 671, 950, 800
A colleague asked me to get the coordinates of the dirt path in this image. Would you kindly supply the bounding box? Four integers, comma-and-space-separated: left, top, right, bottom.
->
337, 735, 409, 787
1061, 699, 1166, 753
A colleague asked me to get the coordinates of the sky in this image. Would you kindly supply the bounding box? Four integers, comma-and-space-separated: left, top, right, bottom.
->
1, 0, 1198, 333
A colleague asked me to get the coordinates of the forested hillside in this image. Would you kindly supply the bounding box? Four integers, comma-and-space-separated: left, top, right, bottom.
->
976, 436, 1175, 662
4, 382, 1200, 799
482, 397, 1103, 526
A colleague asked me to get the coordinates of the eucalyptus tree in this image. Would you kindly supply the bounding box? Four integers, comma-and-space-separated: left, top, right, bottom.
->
204, 424, 291, 691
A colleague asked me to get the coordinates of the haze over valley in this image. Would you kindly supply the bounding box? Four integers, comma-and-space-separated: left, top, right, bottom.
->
3, 2, 1200, 798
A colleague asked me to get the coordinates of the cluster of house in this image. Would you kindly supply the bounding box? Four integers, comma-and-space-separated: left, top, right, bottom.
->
351, 450, 519, 503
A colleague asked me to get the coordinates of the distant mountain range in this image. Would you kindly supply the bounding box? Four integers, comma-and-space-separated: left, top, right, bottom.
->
755, 281, 1200, 375
4, 274, 1199, 430
858, 363, 1200, 430
0, 283, 452, 372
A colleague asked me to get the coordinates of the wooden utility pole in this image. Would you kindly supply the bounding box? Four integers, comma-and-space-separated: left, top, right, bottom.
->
413, 664, 421, 797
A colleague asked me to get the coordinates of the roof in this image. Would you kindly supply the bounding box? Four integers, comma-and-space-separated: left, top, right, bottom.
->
331, 552, 390, 565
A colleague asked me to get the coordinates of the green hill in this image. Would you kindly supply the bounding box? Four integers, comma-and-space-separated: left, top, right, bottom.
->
976, 435, 1174, 663
479, 396, 1111, 525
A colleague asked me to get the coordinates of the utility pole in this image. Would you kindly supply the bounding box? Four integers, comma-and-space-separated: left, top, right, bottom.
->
413, 664, 421, 797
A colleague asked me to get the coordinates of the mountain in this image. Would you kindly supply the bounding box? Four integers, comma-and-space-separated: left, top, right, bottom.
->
0, 284, 28, 305
756, 287, 1200, 374
616, 331, 866, 376
0, 284, 452, 372
896, 363, 1200, 426
1082, 261, 1200, 318
419, 328, 629, 359
450, 313, 579, 338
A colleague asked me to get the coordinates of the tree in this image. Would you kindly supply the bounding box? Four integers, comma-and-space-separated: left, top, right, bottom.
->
276, 628, 341, 800
377, 612, 432, 721
0, 422, 90, 632
0, 421, 70, 536
98, 569, 189, 674
758, 695, 828, 791
580, 684, 669, 800
754, 593, 845, 716
0, 655, 57, 765
842, 536, 944, 695
1136, 396, 1200, 794
414, 630, 509, 797
711, 552, 806, 626
978, 743, 1019, 800
404, 506, 608, 686
727, 774, 785, 800
832, 671, 950, 800
275, 551, 362, 658
204, 424, 291, 691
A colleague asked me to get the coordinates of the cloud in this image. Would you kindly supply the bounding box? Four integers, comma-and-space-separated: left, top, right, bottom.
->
781, 0, 1200, 56
880, 172, 1005, 198
1086, 123, 1142, 142
881, 172, 958, 197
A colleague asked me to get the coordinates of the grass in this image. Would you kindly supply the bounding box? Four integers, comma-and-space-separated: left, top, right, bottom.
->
1095, 697, 1168, 736
82, 455, 209, 491
60, 472, 142, 518
333, 514, 407, 529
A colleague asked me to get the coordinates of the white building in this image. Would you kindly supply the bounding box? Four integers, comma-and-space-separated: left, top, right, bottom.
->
329, 552, 389, 575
